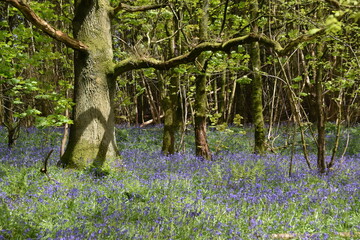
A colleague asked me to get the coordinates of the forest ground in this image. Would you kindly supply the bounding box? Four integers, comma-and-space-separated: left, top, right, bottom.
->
0, 125, 359, 239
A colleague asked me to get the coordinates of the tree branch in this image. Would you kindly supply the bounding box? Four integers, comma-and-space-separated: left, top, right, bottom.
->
3, 0, 88, 52
114, 30, 325, 76
113, 2, 168, 15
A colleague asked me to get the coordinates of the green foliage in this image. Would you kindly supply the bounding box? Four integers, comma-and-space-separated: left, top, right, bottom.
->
236, 75, 252, 84
325, 15, 343, 34
0, 4, 74, 130
230, 160, 266, 183
233, 114, 244, 127
207, 160, 266, 187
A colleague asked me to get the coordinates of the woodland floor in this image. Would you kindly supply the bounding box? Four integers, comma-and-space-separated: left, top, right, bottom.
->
0, 125, 359, 239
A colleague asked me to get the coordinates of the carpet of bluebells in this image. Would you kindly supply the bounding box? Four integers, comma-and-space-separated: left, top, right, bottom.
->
0, 125, 359, 239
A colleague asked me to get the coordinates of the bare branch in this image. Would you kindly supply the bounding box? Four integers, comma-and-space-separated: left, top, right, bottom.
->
3, 0, 88, 52
113, 2, 168, 15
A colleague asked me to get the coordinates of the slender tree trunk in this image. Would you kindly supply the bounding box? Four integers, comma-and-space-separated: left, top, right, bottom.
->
226, 78, 237, 123
277, 55, 312, 169
194, 0, 211, 160
4, 96, 20, 148
315, 44, 326, 173
60, 89, 70, 157
218, 69, 226, 123
249, 0, 266, 154
140, 72, 160, 124
327, 89, 343, 172
60, 0, 120, 170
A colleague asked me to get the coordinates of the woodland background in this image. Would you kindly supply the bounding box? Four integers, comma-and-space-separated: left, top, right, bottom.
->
0, 0, 359, 170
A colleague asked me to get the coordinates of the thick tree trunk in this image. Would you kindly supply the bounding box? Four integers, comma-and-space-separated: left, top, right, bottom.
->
59, 0, 120, 170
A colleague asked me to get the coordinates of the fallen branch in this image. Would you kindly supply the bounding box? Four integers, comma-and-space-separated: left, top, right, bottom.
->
140, 115, 164, 127
271, 232, 360, 239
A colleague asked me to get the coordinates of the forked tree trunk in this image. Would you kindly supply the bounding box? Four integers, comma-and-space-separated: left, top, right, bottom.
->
59, 0, 120, 169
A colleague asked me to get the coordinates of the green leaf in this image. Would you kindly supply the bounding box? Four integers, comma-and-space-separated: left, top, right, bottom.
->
292, 76, 302, 82
308, 28, 321, 35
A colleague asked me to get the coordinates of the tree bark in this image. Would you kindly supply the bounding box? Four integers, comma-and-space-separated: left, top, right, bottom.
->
59, 0, 120, 170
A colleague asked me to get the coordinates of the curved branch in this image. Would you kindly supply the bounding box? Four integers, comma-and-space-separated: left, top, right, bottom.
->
3, 0, 88, 52
114, 28, 326, 76
113, 34, 263, 75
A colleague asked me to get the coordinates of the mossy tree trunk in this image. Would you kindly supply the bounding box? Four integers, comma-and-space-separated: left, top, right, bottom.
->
59, 0, 120, 169
162, 12, 182, 155
249, 0, 266, 154
194, 62, 211, 160
162, 72, 181, 155
194, 0, 211, 160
